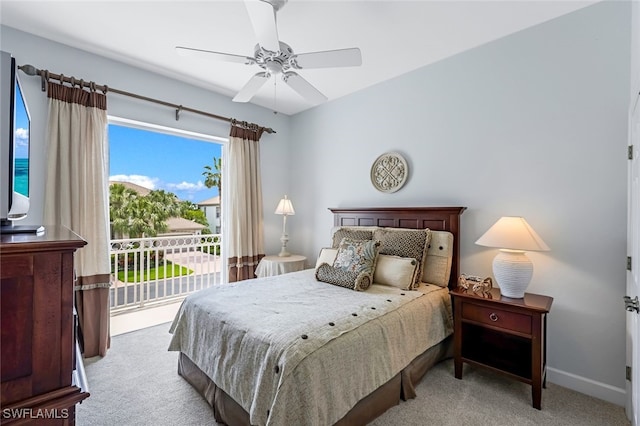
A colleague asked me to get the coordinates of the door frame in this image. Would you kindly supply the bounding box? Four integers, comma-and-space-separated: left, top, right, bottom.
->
626, 92, 639, 426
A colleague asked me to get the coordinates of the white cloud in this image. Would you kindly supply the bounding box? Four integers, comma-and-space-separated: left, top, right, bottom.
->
14, 127, 28, 147
109, 174, 158, 190
166, 181, 206, 192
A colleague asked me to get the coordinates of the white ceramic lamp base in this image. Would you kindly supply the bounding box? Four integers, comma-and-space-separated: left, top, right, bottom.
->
492, 249, 533, 298
278, 213, 291, 257
278, 234, 290, 257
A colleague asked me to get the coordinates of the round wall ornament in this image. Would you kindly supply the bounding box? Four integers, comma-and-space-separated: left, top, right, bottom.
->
370, 152, 408, 193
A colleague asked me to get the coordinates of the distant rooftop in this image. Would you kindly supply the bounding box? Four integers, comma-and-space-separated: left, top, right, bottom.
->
164, 217, 207, 231
109, 180, 151, 196
197, 196, 220, 206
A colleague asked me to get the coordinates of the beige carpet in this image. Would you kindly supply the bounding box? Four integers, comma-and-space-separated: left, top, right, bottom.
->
77, 322, 630, 426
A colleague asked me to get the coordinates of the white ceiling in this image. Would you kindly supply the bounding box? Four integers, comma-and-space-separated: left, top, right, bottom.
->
0, 0, 597, 115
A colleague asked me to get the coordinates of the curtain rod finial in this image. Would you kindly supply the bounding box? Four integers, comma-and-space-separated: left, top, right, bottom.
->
18, 64, 39, 76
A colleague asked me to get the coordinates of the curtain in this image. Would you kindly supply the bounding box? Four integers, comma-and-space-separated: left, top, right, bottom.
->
44, 82, 111, 357
227, 122, 265, 282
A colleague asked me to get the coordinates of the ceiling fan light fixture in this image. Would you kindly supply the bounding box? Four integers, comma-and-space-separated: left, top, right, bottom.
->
265, 60, 284, 74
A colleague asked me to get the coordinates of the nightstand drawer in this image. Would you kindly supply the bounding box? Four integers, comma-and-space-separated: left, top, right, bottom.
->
462, 303, 532, 334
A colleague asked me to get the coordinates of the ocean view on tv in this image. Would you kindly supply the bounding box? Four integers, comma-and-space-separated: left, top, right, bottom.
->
14, 158, 28, 196
14, 76, 30, 199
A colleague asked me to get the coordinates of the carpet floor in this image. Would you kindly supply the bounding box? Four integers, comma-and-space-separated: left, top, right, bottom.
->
77, 322, 630, 426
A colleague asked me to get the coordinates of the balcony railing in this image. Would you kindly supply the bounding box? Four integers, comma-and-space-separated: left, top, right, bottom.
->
109, 234, 222, 314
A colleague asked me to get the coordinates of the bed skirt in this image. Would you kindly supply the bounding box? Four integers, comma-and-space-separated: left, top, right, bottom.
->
177, 335, 453, 426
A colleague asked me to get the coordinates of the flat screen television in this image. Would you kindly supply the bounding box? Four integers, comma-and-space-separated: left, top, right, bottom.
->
1, 50, 37, 234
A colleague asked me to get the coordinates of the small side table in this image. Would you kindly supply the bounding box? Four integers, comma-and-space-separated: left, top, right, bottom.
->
450, 287, 553, 409
255, 255, 307, 278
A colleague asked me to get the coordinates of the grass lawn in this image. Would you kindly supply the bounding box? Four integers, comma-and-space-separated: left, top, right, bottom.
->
117, 260, 192, 282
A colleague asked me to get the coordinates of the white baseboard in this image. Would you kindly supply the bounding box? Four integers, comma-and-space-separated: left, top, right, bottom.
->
547, 367, 627, 407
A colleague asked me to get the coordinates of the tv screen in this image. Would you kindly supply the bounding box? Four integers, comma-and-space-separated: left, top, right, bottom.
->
13, 80, 29, 201
10, 67, 30, 219
1, 51, 34, 234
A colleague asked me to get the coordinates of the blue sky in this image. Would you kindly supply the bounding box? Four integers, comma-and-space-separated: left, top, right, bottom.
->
14, 79, 29, 159
109, 124, 222, 203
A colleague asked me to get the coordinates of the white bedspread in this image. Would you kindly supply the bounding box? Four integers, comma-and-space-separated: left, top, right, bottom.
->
168, 269, 453, 426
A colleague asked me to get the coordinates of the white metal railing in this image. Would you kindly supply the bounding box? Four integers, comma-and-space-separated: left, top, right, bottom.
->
109, 234, 222, 314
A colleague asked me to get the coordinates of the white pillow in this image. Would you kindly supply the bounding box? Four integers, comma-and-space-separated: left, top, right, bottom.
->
315, 248, 338, 269
422, 230, 454, 287
373, 255, 419, 290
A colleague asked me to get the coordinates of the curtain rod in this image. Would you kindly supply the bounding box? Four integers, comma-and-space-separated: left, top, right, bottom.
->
17, 64, 276, 134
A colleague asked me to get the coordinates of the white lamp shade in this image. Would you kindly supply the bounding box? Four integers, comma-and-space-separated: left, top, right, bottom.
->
475, 216, 549, 251
476, 216, 549, 298
275, 195, 295, 215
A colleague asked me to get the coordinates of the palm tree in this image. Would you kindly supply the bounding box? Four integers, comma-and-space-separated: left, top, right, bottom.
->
147, 189, 181, 218
109, 183, 138, 239
110, 185, 179, 238
203, 156, 222, 195
127, 196, 158, 237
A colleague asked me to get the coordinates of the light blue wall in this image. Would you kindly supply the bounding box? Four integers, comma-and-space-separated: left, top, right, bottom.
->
288, 1, 631, 403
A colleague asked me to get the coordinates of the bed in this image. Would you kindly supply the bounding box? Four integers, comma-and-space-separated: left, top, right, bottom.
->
169, 206, 465, 426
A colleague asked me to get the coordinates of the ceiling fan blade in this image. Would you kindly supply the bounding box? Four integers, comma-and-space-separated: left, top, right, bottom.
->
292, 48, 362, 69
244, 0, 280, 52
175, 46, 254, 65
282, 72, 328, 104
233, 72, 271, 103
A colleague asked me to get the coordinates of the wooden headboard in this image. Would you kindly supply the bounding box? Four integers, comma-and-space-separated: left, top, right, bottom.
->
329, 207, 466, 290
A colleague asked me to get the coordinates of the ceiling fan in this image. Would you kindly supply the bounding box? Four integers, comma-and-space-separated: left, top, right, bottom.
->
176, 0, 362, 105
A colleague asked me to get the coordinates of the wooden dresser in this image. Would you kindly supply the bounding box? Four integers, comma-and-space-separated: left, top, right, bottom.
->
1, 226, 90, 425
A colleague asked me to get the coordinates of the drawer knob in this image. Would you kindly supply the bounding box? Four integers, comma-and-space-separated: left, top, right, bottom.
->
489, 313, 499, 322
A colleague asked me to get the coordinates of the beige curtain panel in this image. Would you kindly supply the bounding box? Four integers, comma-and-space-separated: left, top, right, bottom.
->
227, 123, 265, 282
44, 82, 111, 358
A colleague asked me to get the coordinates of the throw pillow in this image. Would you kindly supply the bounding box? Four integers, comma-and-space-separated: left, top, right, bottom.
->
333, 238, 380, 276
373, 228, 431, 288
373, 255, 419, 290
315, 263, 372, 291
331, 228, 375, 248
315, 248, 339, 270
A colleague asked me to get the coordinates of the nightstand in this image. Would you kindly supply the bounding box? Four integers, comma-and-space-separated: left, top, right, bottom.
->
450, 287, 553, 409
255, 255, 307, 278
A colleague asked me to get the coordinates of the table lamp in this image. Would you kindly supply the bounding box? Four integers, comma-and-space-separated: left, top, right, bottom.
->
275, 195, 295, 257
475, 216, 549, 298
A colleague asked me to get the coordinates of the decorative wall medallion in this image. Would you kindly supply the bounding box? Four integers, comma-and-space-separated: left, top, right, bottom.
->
370, 152, 408, 193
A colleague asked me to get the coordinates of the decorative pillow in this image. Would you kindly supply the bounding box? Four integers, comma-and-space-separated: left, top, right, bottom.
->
331, 228, 375, 249
422, 230, 454, 287
315, 248, 339, 270
373, 255, 419, 290
373, 228, 431, 288
333, 238, 380, 276
315, 263, 372, 291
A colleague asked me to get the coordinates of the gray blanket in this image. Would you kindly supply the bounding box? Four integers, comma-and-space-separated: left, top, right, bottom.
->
168, 269, 452, 426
